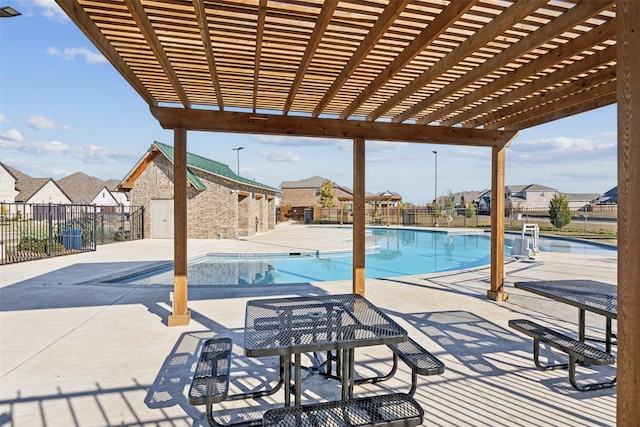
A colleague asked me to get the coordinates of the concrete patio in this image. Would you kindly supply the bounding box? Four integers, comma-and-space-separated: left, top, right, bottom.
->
0, 223, 617, 426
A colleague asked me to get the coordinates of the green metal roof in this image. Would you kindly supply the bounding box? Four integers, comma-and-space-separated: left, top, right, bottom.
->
153, 141, 278, 192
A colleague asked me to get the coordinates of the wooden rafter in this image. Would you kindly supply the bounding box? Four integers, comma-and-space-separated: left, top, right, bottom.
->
193, 0, 224, 110
504, 83, 616, 130
308, 0, 410, 118
366, 0, 540, 122
124, 0, 191, 108
253, 0, 266, 113
452, 44, 617, 127
486, 65, 616, 129
405, 0, 613, 124
283, 0, 338, 115
54, 0, 156, 106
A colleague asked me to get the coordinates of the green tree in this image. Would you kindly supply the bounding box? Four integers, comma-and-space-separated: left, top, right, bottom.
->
444, 191, 455, 213
319, 180, 336, 208
549, 193, 572, 229
465, 203, 476, 218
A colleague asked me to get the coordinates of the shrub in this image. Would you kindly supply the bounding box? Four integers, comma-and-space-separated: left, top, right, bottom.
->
549, 194, 572, 229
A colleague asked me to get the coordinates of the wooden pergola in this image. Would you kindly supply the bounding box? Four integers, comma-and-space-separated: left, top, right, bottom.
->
337, 193, 403, 226
55, 1, 638, 422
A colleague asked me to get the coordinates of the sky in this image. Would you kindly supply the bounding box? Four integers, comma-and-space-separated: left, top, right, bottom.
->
0, 1, 618, 205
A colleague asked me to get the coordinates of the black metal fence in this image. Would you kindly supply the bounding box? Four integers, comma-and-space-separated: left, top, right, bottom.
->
0, 203, 144, 265
313, 205, 617, 234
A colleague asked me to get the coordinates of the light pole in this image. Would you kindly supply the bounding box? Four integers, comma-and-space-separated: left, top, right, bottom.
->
432, 150, 438, 207
232, 147, 244, 176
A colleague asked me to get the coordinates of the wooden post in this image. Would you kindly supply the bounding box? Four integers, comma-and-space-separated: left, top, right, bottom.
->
488, 144, 507, 301
353, 138, 365, 296
617, 2, 640, 424
168, 128, 191, 326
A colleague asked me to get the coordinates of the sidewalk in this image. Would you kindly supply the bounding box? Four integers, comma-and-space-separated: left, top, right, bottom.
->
0, 223, 617, 426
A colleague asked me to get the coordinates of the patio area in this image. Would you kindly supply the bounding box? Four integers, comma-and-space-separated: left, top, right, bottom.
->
0, 223, 617, 426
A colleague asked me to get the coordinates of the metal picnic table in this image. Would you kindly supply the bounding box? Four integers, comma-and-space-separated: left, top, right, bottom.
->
514, 279, 617, 352
243, 293, 407, 406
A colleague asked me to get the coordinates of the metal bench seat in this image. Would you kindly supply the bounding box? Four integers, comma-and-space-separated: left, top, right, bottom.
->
508, 319, 616, 391
261, 393, 424, 427
355, 337, 445, 395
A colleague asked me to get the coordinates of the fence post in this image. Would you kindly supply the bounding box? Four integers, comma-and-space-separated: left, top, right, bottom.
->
48, 203, 53, 257
93, 205, 98, 249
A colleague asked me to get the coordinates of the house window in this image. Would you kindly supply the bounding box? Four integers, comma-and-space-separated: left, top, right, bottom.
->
314, 188, 320, 196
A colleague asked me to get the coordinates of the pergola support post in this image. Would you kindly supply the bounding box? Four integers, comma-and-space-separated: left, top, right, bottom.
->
617, 1, 640, 423
168, 127, 191, 326
488, 144, 507, 301
353, 138, 365, 296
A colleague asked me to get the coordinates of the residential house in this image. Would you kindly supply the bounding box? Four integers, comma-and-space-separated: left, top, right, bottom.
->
280, 176, 353, 218
280, 176, 353, 209
0, 163, 19, 203
1, 164, 72, 219
57, 172, 129, 212
598, 186, 617, 204
477, 184, 557, 212
565, 193, 601, 210
116, 141, 278, 239
506, 184, 557, 211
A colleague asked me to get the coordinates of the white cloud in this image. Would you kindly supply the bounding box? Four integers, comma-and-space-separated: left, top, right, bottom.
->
47, 47, 106, 64
0, 140, 71, 154
0, 114, 8, 123
0, 129, 23, 141
258, 149, 300, 162
30, 0, 69, 21
26, 114, 70, 130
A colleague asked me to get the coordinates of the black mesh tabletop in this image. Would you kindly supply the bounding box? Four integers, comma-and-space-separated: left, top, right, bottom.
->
515, 280, 617, 318
244, 294, 407, 357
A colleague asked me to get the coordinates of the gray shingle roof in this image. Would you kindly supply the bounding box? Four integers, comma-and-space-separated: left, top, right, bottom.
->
57, 172, 108, 204
2, 164, 68, 203
280, 176, 352, 194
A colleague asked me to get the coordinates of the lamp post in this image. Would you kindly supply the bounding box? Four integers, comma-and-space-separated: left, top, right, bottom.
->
432, 150, 438, 207
232, 147, 244, 176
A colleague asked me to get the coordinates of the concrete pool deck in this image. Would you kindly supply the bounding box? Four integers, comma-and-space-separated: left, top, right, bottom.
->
0, 222, 618, 426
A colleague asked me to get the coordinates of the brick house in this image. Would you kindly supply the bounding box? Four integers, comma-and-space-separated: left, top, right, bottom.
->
280, 175, 353, 218
117, 142, 278, 239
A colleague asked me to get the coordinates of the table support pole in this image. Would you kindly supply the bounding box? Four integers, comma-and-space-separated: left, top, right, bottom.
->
294, 353, 301, 406
283, 355, 291, 407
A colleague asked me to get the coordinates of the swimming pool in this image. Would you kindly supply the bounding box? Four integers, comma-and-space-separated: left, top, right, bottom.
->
114, 228, 616, 286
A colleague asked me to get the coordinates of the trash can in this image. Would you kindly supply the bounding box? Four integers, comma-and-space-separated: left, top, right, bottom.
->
304, 208, 314, 224
62, 229, 83, 249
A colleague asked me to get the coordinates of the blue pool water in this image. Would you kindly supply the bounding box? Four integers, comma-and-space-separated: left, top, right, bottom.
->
117, 229, 616, 286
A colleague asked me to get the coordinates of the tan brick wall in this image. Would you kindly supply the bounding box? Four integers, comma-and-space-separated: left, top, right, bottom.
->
130, 155, 276, 239
281, 186, 351, 209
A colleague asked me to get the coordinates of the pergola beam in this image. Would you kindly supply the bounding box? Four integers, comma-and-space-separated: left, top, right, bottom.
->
150, 107, 515, 146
